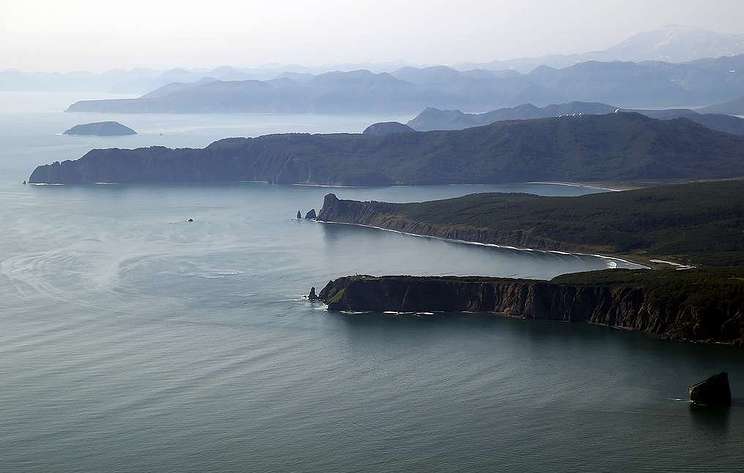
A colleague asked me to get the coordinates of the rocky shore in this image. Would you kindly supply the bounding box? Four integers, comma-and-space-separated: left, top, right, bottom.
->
316, 272, 744, 346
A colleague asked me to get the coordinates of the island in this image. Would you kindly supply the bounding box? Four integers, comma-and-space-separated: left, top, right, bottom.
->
63, 121, 137, 136
29, 113, 744, 185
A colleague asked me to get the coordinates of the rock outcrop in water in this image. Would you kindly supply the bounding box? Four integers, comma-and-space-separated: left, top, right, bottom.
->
63, 121, 136, 136
316, 272, 744, 346
689, 373, 733, 407
305, 209, 317, 220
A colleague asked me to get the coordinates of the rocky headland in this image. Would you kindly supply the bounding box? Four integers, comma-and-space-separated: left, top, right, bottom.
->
317, 180, 744, 267
316, 271, 744, 346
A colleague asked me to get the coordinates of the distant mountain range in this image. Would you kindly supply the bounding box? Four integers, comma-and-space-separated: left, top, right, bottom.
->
29, 113, 744, 186
464, 25, 744, 72
64, 53, 744, 113
407, 101, 744, 136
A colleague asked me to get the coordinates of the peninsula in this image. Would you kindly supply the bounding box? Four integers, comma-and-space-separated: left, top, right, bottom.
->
315, 270, 744, 346
316, 180, 744, 267
29, 113, 744, 185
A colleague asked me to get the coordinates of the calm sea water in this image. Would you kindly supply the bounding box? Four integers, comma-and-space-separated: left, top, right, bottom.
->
1, 93, 743, 473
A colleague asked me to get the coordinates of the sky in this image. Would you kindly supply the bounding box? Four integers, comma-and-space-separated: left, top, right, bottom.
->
2, 0, 744, 72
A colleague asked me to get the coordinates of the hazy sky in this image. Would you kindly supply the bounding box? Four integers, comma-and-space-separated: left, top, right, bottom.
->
2, 0, 744, 71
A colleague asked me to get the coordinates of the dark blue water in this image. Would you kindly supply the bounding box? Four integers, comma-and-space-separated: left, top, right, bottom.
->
1, 93, 742, 473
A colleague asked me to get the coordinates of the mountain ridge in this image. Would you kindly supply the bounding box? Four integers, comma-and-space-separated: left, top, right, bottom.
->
29, 113, 744, 186
406, 101, 744, 136
65, 53, 744, 113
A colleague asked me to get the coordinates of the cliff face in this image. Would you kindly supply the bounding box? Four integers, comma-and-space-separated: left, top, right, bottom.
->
318, 274, 744, 346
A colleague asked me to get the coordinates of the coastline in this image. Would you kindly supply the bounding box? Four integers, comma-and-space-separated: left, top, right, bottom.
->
316, 219, 652, 271
314, 272, 744, 346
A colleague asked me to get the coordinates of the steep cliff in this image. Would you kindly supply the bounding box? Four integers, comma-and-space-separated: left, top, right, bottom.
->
317, 271, 744, 346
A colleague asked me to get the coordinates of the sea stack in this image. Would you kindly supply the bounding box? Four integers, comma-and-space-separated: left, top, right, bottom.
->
305, 209, 317, 220
308, 287, 318, 301
689, 373, 732, 407
297, 210, 302, 219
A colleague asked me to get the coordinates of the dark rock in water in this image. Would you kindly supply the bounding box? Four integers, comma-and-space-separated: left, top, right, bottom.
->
296, 210, 302, 219
63, 121, 137, 136
308, 287, 318, 301
305, 209, 317, 220
186, 218, 194, 223
362, 121, 416, 136
22, 180, 26, 185
689, 373, 732, 407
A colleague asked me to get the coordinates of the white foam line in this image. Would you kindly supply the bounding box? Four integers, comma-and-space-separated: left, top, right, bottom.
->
649, 259, 696, 270
291, 183, 360, 188
526, 181, 624, 192
317, 220, 649, 269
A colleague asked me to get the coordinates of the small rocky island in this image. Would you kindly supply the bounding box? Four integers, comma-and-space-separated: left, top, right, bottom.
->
63, 121, 137, 136
689, 373, 732, 407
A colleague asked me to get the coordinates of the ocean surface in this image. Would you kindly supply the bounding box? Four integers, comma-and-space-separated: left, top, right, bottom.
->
1, 92, 743, 473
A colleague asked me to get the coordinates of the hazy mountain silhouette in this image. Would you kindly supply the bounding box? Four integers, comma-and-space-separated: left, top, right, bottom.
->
407, 101, 744, 136
464, 25, 744, 72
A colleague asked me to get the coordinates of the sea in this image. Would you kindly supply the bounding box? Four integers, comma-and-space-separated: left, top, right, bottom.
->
0, 91, 742, 473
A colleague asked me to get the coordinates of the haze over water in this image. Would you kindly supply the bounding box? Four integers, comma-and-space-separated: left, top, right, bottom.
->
1, 92, 743, 472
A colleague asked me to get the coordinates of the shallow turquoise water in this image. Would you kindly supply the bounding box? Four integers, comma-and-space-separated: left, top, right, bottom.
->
0, 94, 742, 473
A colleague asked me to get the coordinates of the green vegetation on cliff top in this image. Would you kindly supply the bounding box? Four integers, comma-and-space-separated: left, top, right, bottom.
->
322, 180, 744, 266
